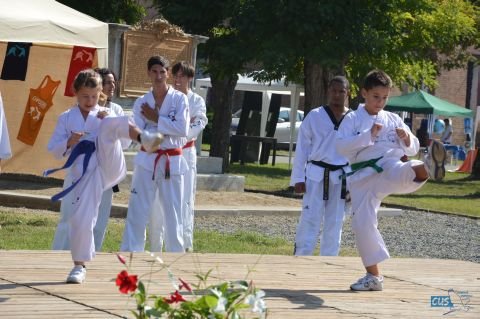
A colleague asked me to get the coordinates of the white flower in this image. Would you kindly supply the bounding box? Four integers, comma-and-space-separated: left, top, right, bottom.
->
209, 288, 227, 314
213, 296, 227, 314
210, 288, 222, 298
245, 290, 266, 313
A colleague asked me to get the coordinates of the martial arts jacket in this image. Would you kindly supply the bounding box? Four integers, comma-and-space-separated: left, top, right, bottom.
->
47, 105, 111, 182
290, 106, 348, 186
186, 90, 208, 142
336, 104, 419, 183
132, 87, 189, 176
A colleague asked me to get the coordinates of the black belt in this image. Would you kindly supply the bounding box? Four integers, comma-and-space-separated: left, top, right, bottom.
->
309, 160, 348, 200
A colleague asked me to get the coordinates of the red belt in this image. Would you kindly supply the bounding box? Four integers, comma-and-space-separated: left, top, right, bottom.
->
183, 140, 195, 149
141, 147, 183, 180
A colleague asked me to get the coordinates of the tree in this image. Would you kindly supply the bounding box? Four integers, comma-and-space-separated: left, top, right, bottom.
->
241, 0, 479, 113
154, 0, 479, 168
57, 0, 145, 24
154, 0, 258, 170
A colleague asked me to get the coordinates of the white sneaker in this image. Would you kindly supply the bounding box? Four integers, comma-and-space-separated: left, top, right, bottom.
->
350, 273, 383, 291
141, 131, 164, 153
66, 265, 86, 284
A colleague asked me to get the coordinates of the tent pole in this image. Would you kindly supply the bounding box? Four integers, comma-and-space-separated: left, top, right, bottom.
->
288, 86, 300, 169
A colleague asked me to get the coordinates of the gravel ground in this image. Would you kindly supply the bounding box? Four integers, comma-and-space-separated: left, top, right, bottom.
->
195, 210, 480, 263
1, 204, 478, 263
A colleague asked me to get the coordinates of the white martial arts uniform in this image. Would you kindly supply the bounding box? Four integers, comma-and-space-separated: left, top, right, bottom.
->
151, 90, 208, 252
336, 104, 426, 267
47, 105, 131, 262
290, 106, 349, 256
52, 101, 127, 251
181, 90, 208, 250
0, 93, 12, 161
120, 87, 189, 253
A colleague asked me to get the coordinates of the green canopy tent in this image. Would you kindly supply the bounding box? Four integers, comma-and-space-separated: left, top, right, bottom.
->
386, 90, 473, 117
386, 90, 475, 153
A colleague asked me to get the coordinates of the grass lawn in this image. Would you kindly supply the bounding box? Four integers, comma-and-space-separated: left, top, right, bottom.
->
0, 210, 358, 256
0, 211, 292, 254
227, 162, 293, 193
228, 162, 480, 217
382, 172, 480, 217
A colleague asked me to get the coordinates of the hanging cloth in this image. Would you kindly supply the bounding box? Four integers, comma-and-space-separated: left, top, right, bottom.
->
64, 46, 97, 97
17, 75, 61, 146
1, 42, 32, 81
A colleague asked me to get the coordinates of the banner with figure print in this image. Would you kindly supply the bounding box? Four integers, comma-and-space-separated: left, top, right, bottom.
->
1, 42, 32, 81
64, 46, 96, 97
17, 75, 61, 146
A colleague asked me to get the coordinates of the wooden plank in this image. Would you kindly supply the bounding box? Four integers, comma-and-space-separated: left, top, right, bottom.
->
0, 251, 478, 318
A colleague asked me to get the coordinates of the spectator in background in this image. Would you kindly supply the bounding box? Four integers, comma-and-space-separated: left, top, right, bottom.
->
441, 118, 453, 144
416, 119, 429, 148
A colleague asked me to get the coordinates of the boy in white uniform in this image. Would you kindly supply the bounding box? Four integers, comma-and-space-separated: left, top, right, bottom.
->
336, 70, 429, 291
172, 61, 208, 252
52, 68, 126, 252
120, 56, 189, 253
0, 92, 12, 172
291, 76, 350, 256
46, 69, 163, 283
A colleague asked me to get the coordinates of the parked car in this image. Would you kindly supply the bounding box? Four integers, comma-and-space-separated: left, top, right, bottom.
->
230, 107, 304, 148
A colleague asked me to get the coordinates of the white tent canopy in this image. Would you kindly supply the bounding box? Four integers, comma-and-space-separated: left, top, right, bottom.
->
0, 0, 108, 65
0, 0, 109, 175
195, 74, 304, 165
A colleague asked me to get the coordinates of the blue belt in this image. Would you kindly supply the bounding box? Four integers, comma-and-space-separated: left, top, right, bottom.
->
43, 140, 96, 202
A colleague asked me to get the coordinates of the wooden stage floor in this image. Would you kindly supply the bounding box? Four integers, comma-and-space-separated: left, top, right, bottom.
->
0, 250, 478, 318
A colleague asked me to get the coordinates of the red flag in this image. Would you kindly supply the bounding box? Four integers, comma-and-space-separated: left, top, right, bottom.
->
64, 46, 96, 97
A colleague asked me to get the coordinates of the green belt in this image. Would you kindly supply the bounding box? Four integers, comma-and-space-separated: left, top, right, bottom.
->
344, 156, 384, 178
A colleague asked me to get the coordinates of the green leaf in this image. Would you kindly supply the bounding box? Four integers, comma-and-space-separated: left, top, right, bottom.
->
204, 295, 219, 308
145, 307, 166, 317
137, 281, 146, 295
129, 310, 141, 319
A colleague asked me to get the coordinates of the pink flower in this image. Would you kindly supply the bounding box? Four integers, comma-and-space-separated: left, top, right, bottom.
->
178, 278, 192, 292
116, 270, 138, 294
116, 253, 127, 265
164, 290, 186, 304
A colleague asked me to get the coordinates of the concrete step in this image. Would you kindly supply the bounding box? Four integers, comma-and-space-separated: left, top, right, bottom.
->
0, 191, 403, 218
124, 151, 223, 174
119, 171, 245, 192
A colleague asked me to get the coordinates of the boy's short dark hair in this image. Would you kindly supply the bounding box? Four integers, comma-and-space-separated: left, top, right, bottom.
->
94, 67, 116, 86
329, 76, 350, 90
147, 55, 170, 70
172, 61, 195, 78
363, 70, 392, 90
